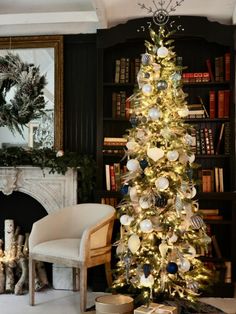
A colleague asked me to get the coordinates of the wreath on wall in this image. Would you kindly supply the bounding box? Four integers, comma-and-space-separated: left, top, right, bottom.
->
0, 52, 47, 135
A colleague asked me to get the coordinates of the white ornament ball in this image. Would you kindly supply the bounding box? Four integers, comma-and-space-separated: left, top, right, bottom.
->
126, 159, 139, 172
155, 177, 169, 191
147, 147, 164, 161
142, 83, 153, 96
148, 107, 161, 120
140, 274, 154, 287
167, 150, 179, 161
139, 196, 151, 209
178, 258, 191, 272
126, 140, 139, 151
157, 46, 169, 58
178, 107, 189, 117
185, 134, 194, 146
128, 234, 140, 254
140, 219, 153, 233
120, 214, 133, 226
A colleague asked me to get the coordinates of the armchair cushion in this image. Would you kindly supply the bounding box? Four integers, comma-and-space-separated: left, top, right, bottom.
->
31, 238, 81, 261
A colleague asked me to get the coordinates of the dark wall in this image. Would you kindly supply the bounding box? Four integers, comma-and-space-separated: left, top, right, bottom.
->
63, 34, 97, 155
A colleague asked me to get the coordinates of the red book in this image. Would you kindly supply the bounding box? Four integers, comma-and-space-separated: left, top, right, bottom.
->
206, 58, 215, 81
225, 52, 231, 81
224, 90, 230, 118
209, 90, 216, 118
218, 90, 225, 118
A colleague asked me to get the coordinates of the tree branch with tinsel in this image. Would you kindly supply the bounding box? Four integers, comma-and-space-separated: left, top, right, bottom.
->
0, 147, 96, 202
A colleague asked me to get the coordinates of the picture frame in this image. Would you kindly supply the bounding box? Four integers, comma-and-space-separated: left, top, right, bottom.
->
0, 35, 63, 150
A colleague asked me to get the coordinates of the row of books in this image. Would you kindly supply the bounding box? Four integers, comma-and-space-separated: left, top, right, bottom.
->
182, 72, 210, 83
103, 137, 127, 146
191, 127, 214, 155
191, 123, 229, 155
198, 208, 223, 220
199, 167, 224, 192
209, 89, 230, 118
206, 53, 231, 82
114, 57, 140, 84
187, 103, 208, 118
105, 163, 127, 191
112, 91, 131, 119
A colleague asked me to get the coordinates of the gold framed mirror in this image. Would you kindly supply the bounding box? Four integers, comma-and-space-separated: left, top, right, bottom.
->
0, 35, 63, 150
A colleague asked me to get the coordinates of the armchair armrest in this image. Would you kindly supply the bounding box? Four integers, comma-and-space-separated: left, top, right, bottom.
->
79, 212, 115, 261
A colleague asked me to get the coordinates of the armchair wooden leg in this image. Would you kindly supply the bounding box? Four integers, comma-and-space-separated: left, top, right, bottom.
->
79, 265, 87, 313
105, 262, 112, 287
29, 257, 36, 306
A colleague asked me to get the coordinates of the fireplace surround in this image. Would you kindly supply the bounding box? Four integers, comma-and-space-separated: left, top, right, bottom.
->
0, 166, 78, 289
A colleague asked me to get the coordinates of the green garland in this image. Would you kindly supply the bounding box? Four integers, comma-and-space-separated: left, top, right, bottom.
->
0, 52, 47, 135
0, 147, 96, 202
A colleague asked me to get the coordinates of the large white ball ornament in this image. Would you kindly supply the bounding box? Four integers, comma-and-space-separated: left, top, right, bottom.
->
139, 196, 151, 209
128, 234, 140, 254
126, 159, 139, 172
140, 219, 153, 233
167, 150, 179, 161
155, 177, 169, 191
140, 274, 154, 287
157, 46, 169, 58
142, 84, 153, 96
178, 258, 191, 272
147, 147, 164, 161
148, 107, 161, 120
178, 107, 189, 117
120, 215, 133, 226
126, 140, 139, 151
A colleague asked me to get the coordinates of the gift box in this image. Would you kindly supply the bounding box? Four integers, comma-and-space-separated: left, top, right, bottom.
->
134, 302, 177, 314
95, 294, 134, 314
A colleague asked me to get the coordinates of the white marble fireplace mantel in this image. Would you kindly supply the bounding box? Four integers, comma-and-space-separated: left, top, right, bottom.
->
0, 166, 77, 214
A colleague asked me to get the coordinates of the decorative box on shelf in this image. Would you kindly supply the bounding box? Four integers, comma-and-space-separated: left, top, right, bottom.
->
95, 294, 134, 314
134, 302, 178, 314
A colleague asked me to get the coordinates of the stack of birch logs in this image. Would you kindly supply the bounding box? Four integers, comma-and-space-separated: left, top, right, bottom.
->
0, 219, 48, 294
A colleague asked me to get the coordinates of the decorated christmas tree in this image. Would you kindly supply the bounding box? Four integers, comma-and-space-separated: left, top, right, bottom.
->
113, 21, 212, 304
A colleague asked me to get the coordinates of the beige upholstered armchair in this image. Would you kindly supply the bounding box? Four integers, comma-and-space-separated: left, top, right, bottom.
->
28, 203, 116, 312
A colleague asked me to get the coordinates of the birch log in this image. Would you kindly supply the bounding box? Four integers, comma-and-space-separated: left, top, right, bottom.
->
14, 234, 28, 295
5, 220, 15, 293
35, 261, 49, 291
0, 239, 5, 293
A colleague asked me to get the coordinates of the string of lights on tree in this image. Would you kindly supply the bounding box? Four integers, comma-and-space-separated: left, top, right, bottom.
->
112, 0, 212, 304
